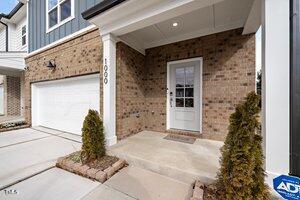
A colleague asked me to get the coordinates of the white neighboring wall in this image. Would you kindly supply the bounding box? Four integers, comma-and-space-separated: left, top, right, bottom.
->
0, 15, 27, 52
10, 17, 27, 51
0, 26, 6, 51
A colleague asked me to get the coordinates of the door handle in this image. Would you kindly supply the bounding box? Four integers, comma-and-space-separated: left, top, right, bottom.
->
170, 92, 173, 108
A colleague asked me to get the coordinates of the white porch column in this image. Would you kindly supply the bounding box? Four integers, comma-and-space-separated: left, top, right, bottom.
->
102, 34, 117, 146
262, 0, 290, 186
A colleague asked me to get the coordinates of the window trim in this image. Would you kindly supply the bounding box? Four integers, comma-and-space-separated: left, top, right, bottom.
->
21, 25, 27, 47
46, 0, 75, 33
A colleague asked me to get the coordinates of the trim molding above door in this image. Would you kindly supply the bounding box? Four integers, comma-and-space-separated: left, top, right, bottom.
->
166, 57, 203, 133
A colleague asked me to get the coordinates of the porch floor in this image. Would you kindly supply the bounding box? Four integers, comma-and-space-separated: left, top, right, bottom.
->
108, 131, 223, 185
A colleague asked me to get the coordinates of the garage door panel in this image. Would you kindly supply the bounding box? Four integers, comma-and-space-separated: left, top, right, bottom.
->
32, 75, 100, 135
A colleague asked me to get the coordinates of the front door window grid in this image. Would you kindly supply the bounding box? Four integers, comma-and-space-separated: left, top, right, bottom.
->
175, 66, 194, 108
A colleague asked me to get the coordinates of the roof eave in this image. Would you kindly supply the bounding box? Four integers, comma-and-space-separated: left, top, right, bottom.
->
0, 2, 24, 21
82, 0, 127, 20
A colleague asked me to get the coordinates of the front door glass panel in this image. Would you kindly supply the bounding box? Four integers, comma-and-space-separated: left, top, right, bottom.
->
175, 67, 194, 108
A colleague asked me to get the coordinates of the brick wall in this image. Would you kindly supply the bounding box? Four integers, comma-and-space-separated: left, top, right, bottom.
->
6, 76, 21, 116
116, 28, 255, 141
116, 42, 147, 139
144, 28, 255, 140
24, 28, 103, 124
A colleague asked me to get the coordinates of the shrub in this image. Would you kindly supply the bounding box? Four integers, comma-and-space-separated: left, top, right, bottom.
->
216, 91, 270, 200
81, 109, 106, 162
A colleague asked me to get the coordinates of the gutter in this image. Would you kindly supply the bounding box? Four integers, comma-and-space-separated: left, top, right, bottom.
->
0, 2, 24, 20
0, 2, 24, 52
82, 0, 126, 20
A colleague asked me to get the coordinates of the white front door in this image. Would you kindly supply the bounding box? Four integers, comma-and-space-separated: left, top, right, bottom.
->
167, 58, 202, 132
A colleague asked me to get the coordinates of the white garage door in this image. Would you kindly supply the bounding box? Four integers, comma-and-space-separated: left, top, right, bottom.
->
31, 74, 100, 135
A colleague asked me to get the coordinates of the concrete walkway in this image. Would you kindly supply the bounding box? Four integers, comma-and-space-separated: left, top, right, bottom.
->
0, 128, 81, 189
108, 131, 223, 184
1, 166, 191, 200
83, 166, 192, 200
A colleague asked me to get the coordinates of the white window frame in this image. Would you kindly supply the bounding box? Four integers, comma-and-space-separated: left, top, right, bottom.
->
46, 0, 75, 33
21, 25, 27, 47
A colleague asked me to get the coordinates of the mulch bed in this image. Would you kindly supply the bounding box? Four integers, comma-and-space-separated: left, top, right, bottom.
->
203, 184, 218, 200
191, 181, 221, 200
56, 151, 127, 183
193, 181, 280, 200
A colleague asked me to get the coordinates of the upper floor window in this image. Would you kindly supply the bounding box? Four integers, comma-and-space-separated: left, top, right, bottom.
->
46, 0, 74, 33
22, 25, 26, 46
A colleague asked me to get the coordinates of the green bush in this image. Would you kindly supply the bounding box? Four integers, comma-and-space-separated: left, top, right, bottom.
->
81, 109, 106, 162
216, 91, 270, 200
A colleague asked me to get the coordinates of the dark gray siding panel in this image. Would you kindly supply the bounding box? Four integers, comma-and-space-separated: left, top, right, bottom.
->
29, 0, 102, 52
29, 0, 33, 52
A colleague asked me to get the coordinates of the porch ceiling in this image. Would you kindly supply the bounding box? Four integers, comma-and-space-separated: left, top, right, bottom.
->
84, 0, 258, 54
119, 0, 254, 51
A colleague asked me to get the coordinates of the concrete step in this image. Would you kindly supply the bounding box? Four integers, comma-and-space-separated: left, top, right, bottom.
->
108, 149, 215, 185
104, 166, 192, 200
107, 131, 222, 185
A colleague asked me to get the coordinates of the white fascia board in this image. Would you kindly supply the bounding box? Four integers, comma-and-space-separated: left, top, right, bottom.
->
0, 52, 26, 70
90, 0, 225, 36
243, 0, 261, 35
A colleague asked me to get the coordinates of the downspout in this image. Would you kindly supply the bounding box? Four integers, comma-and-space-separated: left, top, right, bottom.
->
0, 17, 8, 52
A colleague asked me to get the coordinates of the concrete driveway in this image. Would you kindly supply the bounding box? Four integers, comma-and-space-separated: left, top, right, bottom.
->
0, 128, 81, 189
0, 168, 100, 200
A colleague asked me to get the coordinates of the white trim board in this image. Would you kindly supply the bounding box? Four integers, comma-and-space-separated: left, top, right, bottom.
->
27, 25, 96, 58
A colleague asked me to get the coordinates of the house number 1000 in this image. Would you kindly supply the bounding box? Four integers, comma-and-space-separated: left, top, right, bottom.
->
104, 58, 108, 84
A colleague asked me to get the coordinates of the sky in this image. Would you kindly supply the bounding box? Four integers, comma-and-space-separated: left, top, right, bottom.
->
256, 26, 262, 73
0, 0, 19, 14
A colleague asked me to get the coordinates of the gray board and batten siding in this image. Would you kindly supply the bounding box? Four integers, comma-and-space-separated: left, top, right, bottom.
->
28, 0, 103, 53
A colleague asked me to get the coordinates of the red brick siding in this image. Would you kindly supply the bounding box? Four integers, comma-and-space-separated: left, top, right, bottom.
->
144, 28, 255, 140
6, 76, 21, 116
24, 28, 103, 124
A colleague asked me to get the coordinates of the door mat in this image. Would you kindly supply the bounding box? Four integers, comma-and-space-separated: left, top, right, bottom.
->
164, 134, 196, 144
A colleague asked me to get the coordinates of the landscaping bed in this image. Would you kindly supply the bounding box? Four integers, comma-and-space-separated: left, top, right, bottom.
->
0, 121, 29, 132
56, 151, 127, 183
191, 182, 280, 200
